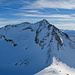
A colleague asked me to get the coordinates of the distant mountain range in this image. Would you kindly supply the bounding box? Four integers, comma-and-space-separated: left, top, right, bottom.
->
61, 29, 75, 35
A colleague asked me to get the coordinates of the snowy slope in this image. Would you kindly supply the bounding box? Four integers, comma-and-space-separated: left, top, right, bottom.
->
69, 35, 75, 42
61, 29, 75, 35
0, 19, 75, 75
35, 57, 75, 75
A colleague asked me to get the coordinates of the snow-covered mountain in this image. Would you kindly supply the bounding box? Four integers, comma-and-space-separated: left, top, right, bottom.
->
0, 19, 75, 75
60, 29, 75, 43
61, 29, 75, 35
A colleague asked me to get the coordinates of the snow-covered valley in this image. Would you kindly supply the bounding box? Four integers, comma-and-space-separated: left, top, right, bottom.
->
0, 19, 75, 75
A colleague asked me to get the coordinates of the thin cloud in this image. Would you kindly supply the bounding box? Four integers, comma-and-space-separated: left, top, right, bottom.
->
23, 1, 31, 5
21, 0, 75, 9
0, 0, 28, 6
0, 21, 20, 25
0, 18, 42, 27
14, 13, 71, 18
55, 23, 75, 30
56, 8, 59, 12
0, 18, 6, 21
25, 10, 42, 14
13, 13, 75, 22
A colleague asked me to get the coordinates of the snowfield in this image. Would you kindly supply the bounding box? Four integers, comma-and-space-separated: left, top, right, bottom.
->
0, 19, 75, 75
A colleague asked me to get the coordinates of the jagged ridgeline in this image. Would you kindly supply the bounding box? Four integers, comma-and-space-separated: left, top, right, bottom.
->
0, 19, 75, 75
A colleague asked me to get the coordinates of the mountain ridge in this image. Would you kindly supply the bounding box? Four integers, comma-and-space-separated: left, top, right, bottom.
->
0, 19, 75, 75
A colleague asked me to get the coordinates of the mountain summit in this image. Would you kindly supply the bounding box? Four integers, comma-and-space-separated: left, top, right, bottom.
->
0, 19, 75, 75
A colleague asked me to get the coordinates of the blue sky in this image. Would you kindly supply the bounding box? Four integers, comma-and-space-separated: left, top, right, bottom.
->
0, 0, 75, 30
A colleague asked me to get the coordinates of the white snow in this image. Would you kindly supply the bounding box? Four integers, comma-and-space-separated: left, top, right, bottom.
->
35, 57, 75, 75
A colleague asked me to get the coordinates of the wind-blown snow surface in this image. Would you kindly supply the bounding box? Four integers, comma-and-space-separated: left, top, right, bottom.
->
0, 19, 75, 75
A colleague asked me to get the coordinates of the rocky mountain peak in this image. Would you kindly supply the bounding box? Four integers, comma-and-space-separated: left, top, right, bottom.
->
0, 19, 75, 75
